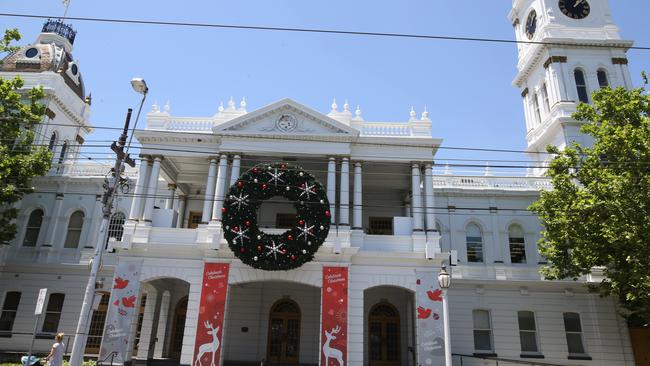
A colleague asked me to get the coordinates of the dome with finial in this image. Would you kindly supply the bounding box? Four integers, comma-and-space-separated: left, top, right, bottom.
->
0, 19, 85, 100
331, 97, 338, 112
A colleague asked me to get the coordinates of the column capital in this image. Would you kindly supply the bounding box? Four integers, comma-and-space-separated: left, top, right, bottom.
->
218, 153, 228, 159
411, 162, 421, 169
328, 156, 336, 162
341, 157, 350, 162
167, 183, 177, 190
232, 154, 241, 159
353, 161, 362, 168
207, 156, 219, 162
151, 156, 163, 162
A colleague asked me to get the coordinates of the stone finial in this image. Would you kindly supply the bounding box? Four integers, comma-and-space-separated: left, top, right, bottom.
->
239, 97, 247, 110
331, 97, 338, 112
163, 101, 170, 113
421, 106, 430, 120
484, 162, 493, 177
228, 97, 236, 110
151, 101, 159, 113
409, 106, 417, 121
218, 101, 224, 113
444, 162, 452, 175
343, 99, 350, 112
352, 105, 363, 121
526, 165, 533, 177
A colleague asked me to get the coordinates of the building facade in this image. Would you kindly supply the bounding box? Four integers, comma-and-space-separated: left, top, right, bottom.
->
0, 1, 642, 365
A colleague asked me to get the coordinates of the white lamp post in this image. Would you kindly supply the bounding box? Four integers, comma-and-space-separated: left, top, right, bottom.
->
437, 265, 452, 366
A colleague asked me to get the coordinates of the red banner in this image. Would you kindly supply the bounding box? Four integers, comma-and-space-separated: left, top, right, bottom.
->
321, 266, 348, 366
193, 263, 230, 366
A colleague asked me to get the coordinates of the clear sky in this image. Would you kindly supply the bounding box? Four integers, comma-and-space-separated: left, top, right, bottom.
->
1, 1, 649, 176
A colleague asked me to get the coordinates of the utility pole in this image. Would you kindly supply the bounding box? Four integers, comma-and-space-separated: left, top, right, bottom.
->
69, 109, 136, 366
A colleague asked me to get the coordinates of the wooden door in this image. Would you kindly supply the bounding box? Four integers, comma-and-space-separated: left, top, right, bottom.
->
170, 296, 188, 359
188, 211, 203, 228
369, 303, 400, 366
267, 300, 301, 364
85, 292, 110, 354
630, 327, 650, 366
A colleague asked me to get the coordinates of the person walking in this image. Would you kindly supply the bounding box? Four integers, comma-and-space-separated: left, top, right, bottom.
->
43, 332, 65, 366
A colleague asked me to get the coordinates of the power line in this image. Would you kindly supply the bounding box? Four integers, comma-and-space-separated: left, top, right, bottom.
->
1, 12, 649, 51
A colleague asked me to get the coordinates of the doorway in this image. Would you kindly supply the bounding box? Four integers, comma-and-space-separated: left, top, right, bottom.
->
368, 302, 401, 366
266, 299, 301, 364
170, 296, 188, 359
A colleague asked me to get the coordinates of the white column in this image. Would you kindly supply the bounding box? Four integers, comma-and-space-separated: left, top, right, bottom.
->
327, 157, 337, 224
180, 281, 203, 365
202, 158, 218, 223
142, 157, 162, 223
129, 156, 151, 221
165, 184, 176, 209
424, 163, 435, 231
154, 291, 171, 358
212, 154, 229, 221
176, 195, 187, 228
411, 163, 424, 232
352, 162, 362, 229
339, 157, 350, 226
229, 154, 241, 186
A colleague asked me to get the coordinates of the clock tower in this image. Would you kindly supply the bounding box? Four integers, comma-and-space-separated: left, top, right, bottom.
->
508, 0, 634, 175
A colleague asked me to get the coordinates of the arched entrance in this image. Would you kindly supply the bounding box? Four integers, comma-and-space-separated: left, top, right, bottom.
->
369, 302, 401, 366
267, 299, 301, 364
170, 296, 188, 360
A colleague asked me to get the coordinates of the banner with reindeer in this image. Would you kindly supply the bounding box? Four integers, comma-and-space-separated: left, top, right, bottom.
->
415, 270, 445, 366
193, 262, 230, 366
321, 266, 348, 366
99, 258, 144, 364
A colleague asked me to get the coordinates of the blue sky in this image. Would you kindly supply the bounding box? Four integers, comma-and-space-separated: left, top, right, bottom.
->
1, 1, 649, 175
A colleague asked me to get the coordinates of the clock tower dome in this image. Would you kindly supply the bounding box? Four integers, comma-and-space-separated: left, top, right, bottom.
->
508, 0, 634, 175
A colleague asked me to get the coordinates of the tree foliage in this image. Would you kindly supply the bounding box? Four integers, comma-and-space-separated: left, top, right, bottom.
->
530, 84, 650, 325
0, 29, 51, 244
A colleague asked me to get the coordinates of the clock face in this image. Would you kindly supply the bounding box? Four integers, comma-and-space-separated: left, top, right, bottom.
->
525, 10, 537, 40
276, 114, 298, 132
559, 0, 590, 19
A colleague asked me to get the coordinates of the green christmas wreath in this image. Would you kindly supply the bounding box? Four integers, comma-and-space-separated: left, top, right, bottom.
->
222, 162, 331, 271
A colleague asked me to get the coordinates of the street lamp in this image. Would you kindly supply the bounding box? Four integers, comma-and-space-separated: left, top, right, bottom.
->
437, 265, 452, 366
69, 78, 148, 366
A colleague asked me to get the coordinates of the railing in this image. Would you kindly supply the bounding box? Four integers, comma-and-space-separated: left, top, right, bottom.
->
432, 175, 552, 191
42, 19, 77, 44
359, 123, 412, 136
165, 118, 215, 132
453, 353, 568, 366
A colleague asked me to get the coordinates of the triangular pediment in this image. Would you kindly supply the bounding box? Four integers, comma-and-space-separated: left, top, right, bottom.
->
213, 98, 359, 136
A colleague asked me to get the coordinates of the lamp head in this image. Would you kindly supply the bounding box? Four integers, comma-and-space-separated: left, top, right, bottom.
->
130, 77, 148, 95
437, 265, 451, 289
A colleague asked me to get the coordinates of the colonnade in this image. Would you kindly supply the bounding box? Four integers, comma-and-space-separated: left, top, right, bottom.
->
127, 154, 436, 234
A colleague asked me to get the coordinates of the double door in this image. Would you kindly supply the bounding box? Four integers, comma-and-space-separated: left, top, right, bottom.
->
267, 300, 301, 364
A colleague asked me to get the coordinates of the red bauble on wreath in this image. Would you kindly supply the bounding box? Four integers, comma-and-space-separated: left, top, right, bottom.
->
222, 162, 331, 271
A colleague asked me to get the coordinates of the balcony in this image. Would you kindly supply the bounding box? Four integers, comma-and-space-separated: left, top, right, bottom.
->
42, 19, 77, 45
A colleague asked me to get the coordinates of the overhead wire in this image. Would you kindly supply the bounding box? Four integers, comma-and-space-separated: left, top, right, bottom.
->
1, 12, 649, 51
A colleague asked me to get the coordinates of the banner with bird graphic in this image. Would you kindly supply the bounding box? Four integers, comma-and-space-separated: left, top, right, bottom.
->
415, 270, 445, 366
99, 258, 144, 364
193, 262, 230, 366
321, 266, 348, 366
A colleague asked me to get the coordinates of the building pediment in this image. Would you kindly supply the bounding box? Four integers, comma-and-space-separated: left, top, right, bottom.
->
213, 98, 359, 137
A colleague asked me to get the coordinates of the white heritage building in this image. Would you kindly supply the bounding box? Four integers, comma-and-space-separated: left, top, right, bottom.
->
0, 0, 643, 365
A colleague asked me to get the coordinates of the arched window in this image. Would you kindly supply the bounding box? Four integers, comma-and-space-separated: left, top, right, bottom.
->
541, 83, 550, 112
597, 69, 609, 88
47, 132, 57, 152
58, 141, 68, 164
466, 223, 484, 263
64, 211, 84, 248
532, 93, 541, 125
22, 209, 44, 247
574, 69, 589, 103
106, 212, 126, 246
509, 225, 527, 264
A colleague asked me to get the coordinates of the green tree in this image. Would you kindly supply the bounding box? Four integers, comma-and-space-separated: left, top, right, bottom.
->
530, 82, 650, 325
0, 29, 51, 244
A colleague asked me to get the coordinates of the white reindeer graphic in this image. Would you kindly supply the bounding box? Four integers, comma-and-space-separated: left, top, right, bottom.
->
194, 321, 221, 366
322, 325, 344, 366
